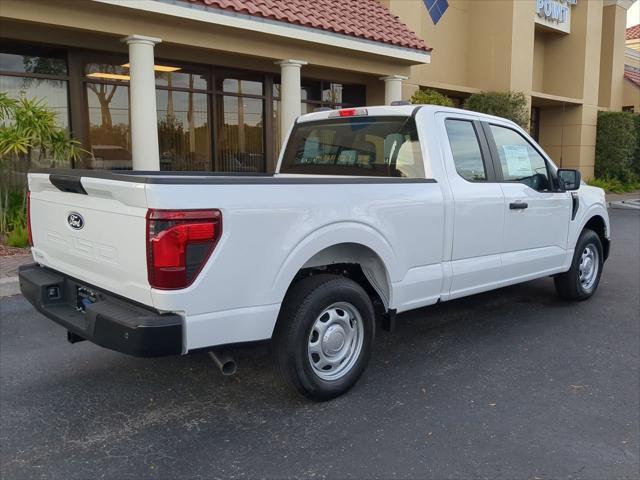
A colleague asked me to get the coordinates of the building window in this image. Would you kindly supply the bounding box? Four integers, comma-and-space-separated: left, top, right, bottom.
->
0, 44, 71, 170
0, 46, 70, 128
84, 61, 132, 170
215, 71, 265, 172
622, 106, 634, 113
156, 67, 210, 171
2, 42, 367, 174
84, 59, 213, 171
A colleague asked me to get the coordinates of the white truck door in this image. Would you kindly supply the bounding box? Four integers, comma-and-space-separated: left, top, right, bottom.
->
482, 122, 571, 283
436, 113, 505, 299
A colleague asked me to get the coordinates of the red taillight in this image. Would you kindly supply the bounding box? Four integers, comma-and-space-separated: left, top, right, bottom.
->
27, 191, 33, 247
146, 209, 222, 289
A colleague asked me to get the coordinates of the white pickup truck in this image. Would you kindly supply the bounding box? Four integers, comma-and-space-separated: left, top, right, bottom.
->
20, 105, 610, 400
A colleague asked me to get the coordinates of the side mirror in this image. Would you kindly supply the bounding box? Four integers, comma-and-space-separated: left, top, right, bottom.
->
557, 169, 581, 191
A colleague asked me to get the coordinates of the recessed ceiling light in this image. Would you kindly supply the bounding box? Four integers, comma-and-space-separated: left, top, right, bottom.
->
121, 63, 181, 72
87, 72, 131, 81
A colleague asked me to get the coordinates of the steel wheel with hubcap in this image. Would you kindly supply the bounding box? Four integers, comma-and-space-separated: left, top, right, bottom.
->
273, 274, 375, 401
308, 302, 364, 381
555, 229, 604, 300
578, 244, 599, 292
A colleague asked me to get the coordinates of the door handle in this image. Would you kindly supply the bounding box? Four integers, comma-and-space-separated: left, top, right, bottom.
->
509, 202, 528, 210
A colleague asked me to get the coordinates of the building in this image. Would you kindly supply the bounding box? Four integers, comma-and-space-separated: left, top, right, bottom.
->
0, 0, 430, 174
383, 0, 636, 178
623, 24, 640, 112
0, 0, 636, 178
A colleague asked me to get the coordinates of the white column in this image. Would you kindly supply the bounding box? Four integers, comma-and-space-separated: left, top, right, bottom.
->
380, 75, 408, 105
122, 34, 162, 170
276, 59, 308, 144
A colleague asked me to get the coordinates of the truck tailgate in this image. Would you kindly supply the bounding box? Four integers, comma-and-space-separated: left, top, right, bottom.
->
28, 173, 152, 306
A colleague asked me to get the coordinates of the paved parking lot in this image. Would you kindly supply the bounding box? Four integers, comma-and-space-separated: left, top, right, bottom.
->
1, 208, 638, 480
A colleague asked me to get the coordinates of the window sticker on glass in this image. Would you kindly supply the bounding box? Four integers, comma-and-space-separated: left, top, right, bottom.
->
502, 145, 532, 178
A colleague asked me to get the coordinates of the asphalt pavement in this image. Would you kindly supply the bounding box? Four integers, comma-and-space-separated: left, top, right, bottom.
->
1, 208, 638, 480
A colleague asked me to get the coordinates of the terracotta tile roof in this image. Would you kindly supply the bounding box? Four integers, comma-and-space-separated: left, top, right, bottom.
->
184, 0, 431, 52
624, 65, 640, 87
626, 24, 640, 40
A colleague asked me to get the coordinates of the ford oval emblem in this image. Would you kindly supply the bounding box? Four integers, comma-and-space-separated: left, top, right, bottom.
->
67, 212, 84, 230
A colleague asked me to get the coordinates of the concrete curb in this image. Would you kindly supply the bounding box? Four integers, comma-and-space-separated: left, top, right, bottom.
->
0, 277, 20, 297
608, 199, 640, 210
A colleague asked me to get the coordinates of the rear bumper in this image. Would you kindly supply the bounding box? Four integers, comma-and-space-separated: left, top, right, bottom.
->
19, 263, 182, 357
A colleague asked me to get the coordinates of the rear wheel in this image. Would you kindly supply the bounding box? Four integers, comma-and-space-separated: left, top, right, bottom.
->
554, 229, 603, 301
273, 274, 375, 401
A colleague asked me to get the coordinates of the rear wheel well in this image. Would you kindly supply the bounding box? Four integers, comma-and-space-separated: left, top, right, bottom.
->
289, 263, 388, 318
583, 215, 609, 260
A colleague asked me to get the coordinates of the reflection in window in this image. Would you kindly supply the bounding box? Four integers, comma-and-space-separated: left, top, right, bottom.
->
0, 75, 69, 129
86, 83, 132, 170
155, 69, 207, 90
157, 90, 209, 171
217, 73, 263, 96
0, 48, 70, 171
216, 96, 264, 172
490, 124, 551, 191
0, 50, 67, 75
322, 83, 343, 104
445, 120, 486, 181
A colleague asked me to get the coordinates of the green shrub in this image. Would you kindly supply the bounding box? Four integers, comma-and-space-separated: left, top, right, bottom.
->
464, 91, 529, 129
1, 189, 27, 247
410, 89, 454, 107
587, 177, 640, 193
632, 114, 640, 177
594, 111, 638, 182
6, 223, 28, 247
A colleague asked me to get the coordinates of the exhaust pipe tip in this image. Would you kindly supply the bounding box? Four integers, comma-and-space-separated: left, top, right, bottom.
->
208, 350, 237, 376
220, 359, 237, 376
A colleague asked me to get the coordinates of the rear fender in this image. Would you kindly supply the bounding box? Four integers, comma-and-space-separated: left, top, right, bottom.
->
271, 222, 398, 308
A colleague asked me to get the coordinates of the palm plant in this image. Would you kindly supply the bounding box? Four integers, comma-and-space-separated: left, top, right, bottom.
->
0, 92, 87, 247
0, 91, 85, 167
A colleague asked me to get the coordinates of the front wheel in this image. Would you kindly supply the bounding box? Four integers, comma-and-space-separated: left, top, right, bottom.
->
273, 274, 375, 401
554, 229, 603, 301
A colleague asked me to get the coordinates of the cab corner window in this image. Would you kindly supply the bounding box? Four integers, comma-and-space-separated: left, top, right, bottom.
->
445, 119, 487, 182
490, 124, 551, 192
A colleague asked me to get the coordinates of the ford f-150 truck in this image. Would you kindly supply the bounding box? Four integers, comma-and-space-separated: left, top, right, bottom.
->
19, 105, 610, 401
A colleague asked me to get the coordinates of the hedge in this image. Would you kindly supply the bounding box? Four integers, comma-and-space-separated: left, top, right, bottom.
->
464, 91, 529, 129
594, 111, 639, 182
410, 89, 454, 107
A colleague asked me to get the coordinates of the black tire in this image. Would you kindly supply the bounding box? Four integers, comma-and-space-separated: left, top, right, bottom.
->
273, 274, 375, 401
554, 229, 603, 301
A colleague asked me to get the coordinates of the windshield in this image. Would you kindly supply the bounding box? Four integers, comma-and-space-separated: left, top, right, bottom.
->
280, 116, 424, 178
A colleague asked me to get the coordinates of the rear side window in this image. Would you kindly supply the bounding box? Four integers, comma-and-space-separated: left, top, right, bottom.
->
280, 116, 424, 177
445, 119, 487, 181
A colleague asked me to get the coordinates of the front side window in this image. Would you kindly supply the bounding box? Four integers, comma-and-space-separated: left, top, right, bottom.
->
490, 124, 551, 192
445, 119, 487, 181
280, 116, 424, 178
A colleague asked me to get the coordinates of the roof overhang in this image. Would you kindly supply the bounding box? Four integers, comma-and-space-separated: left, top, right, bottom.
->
92, 0, 431, 65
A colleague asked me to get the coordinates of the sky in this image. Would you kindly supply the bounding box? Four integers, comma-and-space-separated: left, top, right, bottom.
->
629, 0, 639, 28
